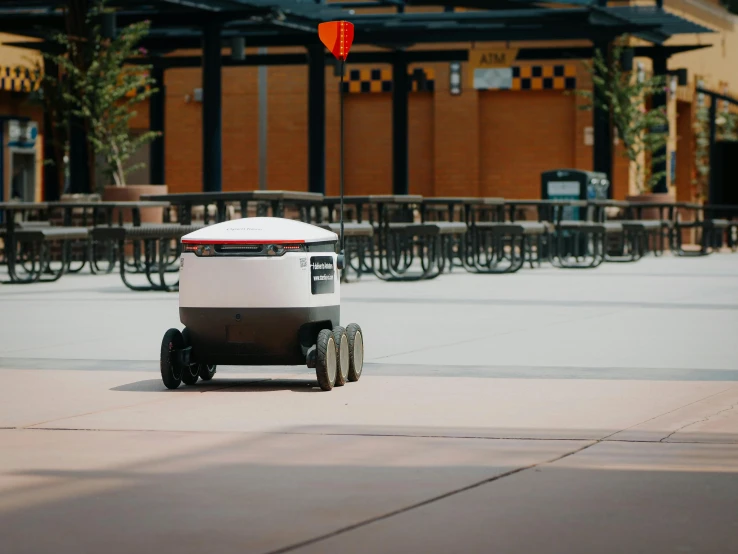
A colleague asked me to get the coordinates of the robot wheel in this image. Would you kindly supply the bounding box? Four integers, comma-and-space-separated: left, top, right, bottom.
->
160, 328, 184, 390
180, 328, 217, 386
314, 323, 364, 391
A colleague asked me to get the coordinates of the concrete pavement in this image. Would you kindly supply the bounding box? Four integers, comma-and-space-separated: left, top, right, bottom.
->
0, 253, 737, 553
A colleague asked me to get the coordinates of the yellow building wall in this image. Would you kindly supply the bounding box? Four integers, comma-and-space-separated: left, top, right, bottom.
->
0, 33, 44, 201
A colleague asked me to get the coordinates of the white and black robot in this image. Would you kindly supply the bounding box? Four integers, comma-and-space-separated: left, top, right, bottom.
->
160, 217, 364, 391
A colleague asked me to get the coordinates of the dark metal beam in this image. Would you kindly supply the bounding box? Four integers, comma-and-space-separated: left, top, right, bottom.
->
40, 55, 61, 201
307, 45, 326, 195
149, 65, 166, 185
202, 19, 222, 193
122, 43, 714, 69
392, 52, 409, 195
650, 47, 668, 194
592, 39, 612, 188
68, 116, 90, 194
696, 86, 738, 106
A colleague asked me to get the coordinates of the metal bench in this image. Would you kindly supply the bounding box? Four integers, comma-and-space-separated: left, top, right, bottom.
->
602, 221, 650, 262
3, 226, 90, 283
674, 217, 731, 256
549, 220, 606, 269
465, 221, 550, 273
371, 221, 468, 281
91, 223, 203, 292
315, 222, 374, 283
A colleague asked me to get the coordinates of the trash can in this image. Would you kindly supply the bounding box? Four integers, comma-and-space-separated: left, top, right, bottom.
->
541, 169, 610, 221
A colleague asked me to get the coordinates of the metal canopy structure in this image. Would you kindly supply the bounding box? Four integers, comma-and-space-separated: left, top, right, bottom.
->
0, 1, 713, 48
0, 0, 717, 197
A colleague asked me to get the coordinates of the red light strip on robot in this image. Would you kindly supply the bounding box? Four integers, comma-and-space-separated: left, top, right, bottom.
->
182, 239, 306, 245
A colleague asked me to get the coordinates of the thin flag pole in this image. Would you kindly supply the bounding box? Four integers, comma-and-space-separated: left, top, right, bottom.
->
318, 20, 354, 261
339, 58, 345, 255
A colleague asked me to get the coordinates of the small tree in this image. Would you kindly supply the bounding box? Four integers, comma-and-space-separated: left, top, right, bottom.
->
45, 0, 159, 187
574, 36, 669, 194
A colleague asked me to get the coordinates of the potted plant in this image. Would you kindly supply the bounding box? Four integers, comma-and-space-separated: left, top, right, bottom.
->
575, 35, 670, 210
44, 0, 165, 221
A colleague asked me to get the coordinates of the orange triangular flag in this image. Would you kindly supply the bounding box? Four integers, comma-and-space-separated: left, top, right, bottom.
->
318, 21, 354, 62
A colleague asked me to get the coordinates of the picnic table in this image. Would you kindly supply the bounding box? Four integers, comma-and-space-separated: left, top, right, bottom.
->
140, 190, 325, 225
420, 197, 486, 223
0, 200, 170, 283
321, 195, 425, 279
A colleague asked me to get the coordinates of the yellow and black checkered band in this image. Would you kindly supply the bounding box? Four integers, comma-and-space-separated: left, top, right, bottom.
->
477, 64, 577, 91
0, 66, 39, 93
342, 67, 435, 93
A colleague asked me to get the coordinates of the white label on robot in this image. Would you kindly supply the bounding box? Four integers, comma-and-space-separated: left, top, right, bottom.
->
300, 257, 307, 270
310, 256, 335, 295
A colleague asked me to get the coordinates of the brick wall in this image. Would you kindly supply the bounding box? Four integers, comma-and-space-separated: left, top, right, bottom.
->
150, 58, 630, 200
479, 89, 575, 199
432, 62, 480, 197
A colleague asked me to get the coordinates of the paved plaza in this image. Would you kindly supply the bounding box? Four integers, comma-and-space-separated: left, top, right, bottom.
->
1, 254, 737, 554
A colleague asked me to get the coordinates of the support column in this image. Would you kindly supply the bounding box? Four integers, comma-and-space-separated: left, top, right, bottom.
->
650, 49, 669, 194
307, 45, 326, 194
68, 116, 90, 194
66, 0, 92, 195
149, 65, 165, 185
592, 40, 612, 194
392, 52, 409, 195
202, 19, 222, 192
258, 46, 268, 190
42, 58, 60, 201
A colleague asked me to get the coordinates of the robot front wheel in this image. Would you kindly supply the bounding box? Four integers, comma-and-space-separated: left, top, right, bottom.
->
315, 323, 363, 391
160, 328, 184, 390
181, 328, 217, 386
160, 327, 217, 389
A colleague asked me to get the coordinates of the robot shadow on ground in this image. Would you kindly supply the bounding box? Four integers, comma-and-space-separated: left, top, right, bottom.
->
111, 378, 326, 393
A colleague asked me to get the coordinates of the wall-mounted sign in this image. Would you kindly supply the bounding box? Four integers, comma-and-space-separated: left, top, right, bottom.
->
449, 62, 462, 95
584, 126, 594, 146
468, 48, 518, 89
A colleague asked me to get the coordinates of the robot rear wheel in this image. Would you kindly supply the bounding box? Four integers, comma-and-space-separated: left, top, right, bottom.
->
332, 326, 350, 387
346, 323, 364, 382
315, 329, 338, 391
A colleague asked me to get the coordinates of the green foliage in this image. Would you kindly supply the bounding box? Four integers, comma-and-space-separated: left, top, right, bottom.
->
42, 0, 159, 186
573, 36, 669, 194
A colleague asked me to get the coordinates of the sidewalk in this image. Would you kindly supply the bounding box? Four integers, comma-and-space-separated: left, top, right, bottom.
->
1, 253, 737, 554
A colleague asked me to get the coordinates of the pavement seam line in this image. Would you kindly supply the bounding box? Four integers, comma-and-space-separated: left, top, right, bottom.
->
4, 428, 736, 445
660, 400, 738, 442
260, 440, 599, 554
602, 385, 738, 442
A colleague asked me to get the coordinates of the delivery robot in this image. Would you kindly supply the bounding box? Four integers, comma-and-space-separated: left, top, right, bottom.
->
159, 217, 364, 391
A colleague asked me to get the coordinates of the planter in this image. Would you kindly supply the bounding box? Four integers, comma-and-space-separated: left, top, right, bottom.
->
625, 192, 675, 221
102, 184, 168, 224
627, 191, 697, 246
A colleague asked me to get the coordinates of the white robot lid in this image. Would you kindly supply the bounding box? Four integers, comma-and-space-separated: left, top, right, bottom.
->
181, 217, 338, 245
